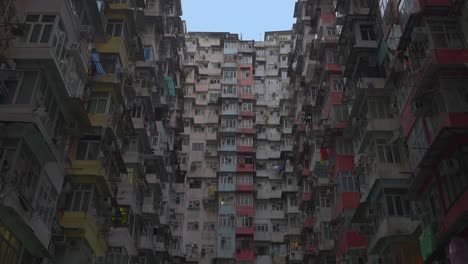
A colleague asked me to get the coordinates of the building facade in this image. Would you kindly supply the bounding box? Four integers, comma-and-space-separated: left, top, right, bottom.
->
0, 0, 185, 263
290, 0, 468, 263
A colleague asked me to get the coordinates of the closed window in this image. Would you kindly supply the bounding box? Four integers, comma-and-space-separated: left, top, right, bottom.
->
338, 171, 359, 192
375, 139, 401, 163
360, 24, 376, 41
187, 222, 199, 231
192, 143, 204, 151
76, 140, 101, 160
237, 215, 253, 227
87, 92, 110, 114
219, 214, 234, 228
23, 14, 57, 44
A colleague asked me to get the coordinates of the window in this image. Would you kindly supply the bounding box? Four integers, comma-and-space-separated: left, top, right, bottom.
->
203, 222, 215, 231
87, 92, 110, 114
338, 171, 359, 192
241, 69, 250, 78
367, 97, 391, 118
237, 215, 253, 227
236, 237, 252, 250
76, 140, 101, 160
289, 196, 298, 207
194, 109, 205, 116
65, 184, 98, 214
106, 19, 124, 37
439, 153, 468, 209
428, 20, 464, 49
221, 155, 235, 165
407, 119, 428, 168
219, 214, 234, 228
193, 126, 204, 133
332, 78, 344, 91
336, 138, 354, 155
375, 139, 401, 163
219, 174, 234, 184
255, 202, 267, 210
360, 24, 376, 41
332, 104, 349, 121
221, 118, 237, 128
236, 194, 253, 206
23, 14, 57, 44
0, 222, 21, 264
384, 190, 411, 217
239, 136, 253, 146
222, 85, 237, 95
237, 174, 253, 185
239, 119, 253, 128
254, 224, 268, 232
223, 70, 237, 79
239, 85, 252, 94
100, 53, 122, 74
181, 135, 189, 145
222, 137, 236, 146
220, 236, 232, 250
224, 42, 237, 49
35, 177, 58, 225
320, 190, 331, 207
173, 192, 184, 205
187, 222, 199, 231
185, 244, 199, 257
240, 103, 253, 111
201, 245, 214, 256
272, 201, 284, 211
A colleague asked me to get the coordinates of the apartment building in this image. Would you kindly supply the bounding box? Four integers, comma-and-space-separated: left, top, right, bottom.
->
290, 0, 468, 263
0, 0, 185, 264
181, 32, 300, 264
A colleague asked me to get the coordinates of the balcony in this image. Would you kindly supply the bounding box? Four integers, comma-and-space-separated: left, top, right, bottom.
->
336, 229, 367, 256
218, 182, 236, 192
304, 216, 314, 229
304, 245, 317, 255
237, 145, 254, 153
255, 255, 273, 264
236, 183, 255, 192
236, 205, 254, 215
107, 227, 137, 256
238, 110, 255, 117
220, 163, 236, 172
237, 163, 254, 172
333, 192, 360, 218
219, 144, 236, 152
254, 231, 271, 241
220, 126, 237, 133
368, 216, 419, 254
59, 212, 107, 256
237, 127, 255, 134
236, 227, 254, 235
353, 117, 400, 154
236, 248, 254, 262
289, 248, 303, 262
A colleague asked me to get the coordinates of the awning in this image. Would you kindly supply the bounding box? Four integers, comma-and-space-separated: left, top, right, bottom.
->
377, 39, 388, 65
0, 206, 51, 258
164, 76, 175, 97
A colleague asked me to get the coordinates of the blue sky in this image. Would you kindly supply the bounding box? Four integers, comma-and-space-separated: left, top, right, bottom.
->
181, 0, 296, 41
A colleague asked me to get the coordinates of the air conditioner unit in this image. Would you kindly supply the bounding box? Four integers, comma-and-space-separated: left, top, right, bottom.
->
67, 42, 80, 53
80, 25, 93, 39
439, 158, 459, 175
410, 97, 430, 117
